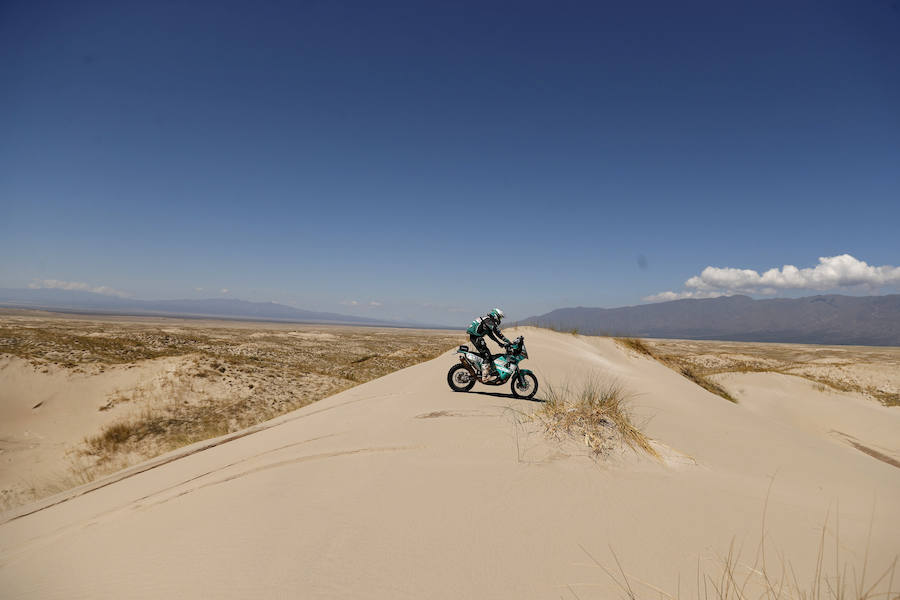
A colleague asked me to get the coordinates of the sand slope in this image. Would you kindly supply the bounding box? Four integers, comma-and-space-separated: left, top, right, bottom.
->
0, 356, 189, 503
716, 371, 900, 467
1, 328, 898, 599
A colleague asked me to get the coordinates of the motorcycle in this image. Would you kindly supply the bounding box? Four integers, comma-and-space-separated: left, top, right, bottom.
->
446, 335, 539, 399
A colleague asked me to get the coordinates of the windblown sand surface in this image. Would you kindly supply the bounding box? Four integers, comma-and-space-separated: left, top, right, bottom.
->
1, 327, 898, 598
0, 311, 459, 509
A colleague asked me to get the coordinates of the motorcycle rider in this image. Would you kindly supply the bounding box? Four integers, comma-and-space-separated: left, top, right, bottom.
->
467, 308, 511, 381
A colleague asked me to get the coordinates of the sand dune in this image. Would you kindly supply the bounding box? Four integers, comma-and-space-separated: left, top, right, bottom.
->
0, 356, 188, 505
716, 372, 900, 466
1, 328, 898, 598
0, 313, 460, 510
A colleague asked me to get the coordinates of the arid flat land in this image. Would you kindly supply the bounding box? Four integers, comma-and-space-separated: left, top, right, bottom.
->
0, 309, 460, 509
640, 337, 900, 406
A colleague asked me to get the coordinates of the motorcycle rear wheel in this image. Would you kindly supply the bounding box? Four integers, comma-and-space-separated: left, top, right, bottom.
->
447, 364, 476, 392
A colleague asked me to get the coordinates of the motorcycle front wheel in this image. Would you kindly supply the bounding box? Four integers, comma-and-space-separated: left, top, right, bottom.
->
511, 372, 539, 399
447, 364, 476, 392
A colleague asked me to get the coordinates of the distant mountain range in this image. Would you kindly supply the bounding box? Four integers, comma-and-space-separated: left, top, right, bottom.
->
0, 288, 416, 327
518, 294, 900, 346
5, 289, 899, 345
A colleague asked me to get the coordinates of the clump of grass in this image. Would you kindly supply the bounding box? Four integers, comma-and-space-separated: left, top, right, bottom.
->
533, 376, 659, 459
615, 337, 738, 403
880, 392, 900, 407
615, 337, 657, 358
678, 365, 737, 403
83, 391, 260, 464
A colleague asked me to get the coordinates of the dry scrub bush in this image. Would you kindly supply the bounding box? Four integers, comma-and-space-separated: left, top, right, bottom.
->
83, 406, 234, 460
616, 337, 656, 357
615, 337, 738, 403
533, 376, 659, 459
677, 365, 738, 404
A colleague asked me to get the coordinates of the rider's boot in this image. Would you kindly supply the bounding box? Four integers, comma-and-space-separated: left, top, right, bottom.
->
482, 362, 497, 382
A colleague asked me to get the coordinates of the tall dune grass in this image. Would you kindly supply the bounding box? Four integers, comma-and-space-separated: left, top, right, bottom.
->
532, 375, 659, 459
582, 498, 898, 600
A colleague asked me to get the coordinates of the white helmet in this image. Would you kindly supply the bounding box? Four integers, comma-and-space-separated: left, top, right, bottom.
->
490, 308, 505, 322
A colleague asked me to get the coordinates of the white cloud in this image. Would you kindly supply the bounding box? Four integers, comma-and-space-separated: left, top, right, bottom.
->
194, 287, 204, 292
220, 288, 229, 294
642, 290, 730, 302
368, 301, 382, 307
340, 300, 359, 306
645, 254, 900, 302
28, 279, 130, 298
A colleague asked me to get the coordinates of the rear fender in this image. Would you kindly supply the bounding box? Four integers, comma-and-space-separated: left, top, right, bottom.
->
458, 354, 479, 375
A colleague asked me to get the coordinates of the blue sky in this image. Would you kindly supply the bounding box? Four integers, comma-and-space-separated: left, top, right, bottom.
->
2, 1, 898, 325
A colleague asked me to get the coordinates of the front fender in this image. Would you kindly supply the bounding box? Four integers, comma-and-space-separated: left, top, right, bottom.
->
516, 368, 535, 384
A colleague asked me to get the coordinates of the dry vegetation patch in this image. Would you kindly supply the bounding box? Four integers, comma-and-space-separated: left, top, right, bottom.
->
532, 376, 659, 459
615, 338, 737, 403
615, 337, 655, 357
0, 313, 460, 507
641, 338, 900, 407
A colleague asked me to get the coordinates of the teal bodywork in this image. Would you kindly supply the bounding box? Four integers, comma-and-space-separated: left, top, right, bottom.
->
492, 355, 516, 381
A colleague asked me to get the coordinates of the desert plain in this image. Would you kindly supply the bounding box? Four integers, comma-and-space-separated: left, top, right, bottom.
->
1, 310, 899, 599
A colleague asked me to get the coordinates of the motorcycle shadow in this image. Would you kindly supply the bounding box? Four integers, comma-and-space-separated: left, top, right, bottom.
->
466, 389, 545, 403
